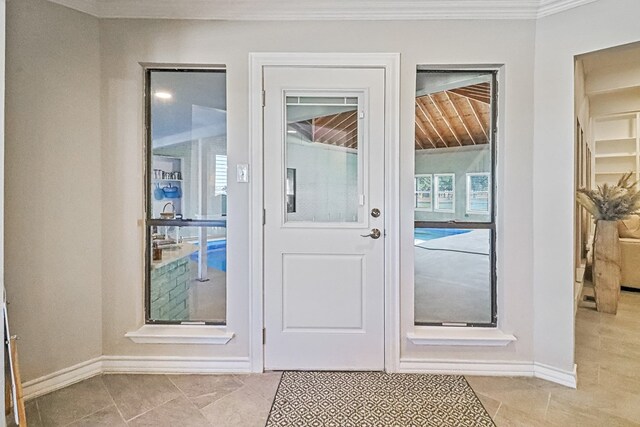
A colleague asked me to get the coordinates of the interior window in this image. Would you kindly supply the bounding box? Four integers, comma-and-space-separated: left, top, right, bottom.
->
414, 69, 497, 326
145, 68, 227, 325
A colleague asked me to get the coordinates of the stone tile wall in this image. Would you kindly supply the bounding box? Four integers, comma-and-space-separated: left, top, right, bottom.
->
150, 257, 190, 320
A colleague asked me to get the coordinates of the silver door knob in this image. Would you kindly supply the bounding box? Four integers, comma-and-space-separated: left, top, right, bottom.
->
371, 208, 381, 218
361, 228, 381, 239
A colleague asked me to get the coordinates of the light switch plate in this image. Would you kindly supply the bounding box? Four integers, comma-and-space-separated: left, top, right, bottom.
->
237, 164, 249, 183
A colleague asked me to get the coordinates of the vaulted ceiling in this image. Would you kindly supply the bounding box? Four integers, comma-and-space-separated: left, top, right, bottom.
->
289, 111, 359, 149
48, 0, 597, 20
415, 83, 491, 150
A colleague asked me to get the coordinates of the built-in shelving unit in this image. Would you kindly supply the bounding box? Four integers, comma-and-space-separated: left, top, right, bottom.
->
593, 112, 640, 188
151, 155, 184, 218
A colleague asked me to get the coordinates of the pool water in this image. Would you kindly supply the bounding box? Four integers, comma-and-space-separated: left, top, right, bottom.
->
190, 230, 467, 271
414, 228, 471, 241
189, 240, 226, 272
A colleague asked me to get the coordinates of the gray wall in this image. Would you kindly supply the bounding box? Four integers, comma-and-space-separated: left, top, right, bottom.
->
415, 146, 491, 222
5, 0, 102, 381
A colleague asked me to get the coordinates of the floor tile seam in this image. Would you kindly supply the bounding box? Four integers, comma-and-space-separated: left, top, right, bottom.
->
99, 375, 129, 425
123, 391, 184, 423
165, 374, 214, 424
492, 401, 502, 420
34, 399, 44, 426
60, 402, 115, 427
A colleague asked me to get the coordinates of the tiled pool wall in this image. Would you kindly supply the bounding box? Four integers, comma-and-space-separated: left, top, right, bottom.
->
150, 257, 190, 320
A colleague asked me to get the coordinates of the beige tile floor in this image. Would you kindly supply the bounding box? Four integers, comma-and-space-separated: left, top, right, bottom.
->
10, 291, 640, 426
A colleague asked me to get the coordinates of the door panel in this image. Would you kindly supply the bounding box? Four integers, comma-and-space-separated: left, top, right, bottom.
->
263, 67, 385, 370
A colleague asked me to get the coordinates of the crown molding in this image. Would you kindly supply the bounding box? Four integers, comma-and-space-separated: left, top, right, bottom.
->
48, 0, 99, 17
46, 0, 599, 20
537, 0, 598, 18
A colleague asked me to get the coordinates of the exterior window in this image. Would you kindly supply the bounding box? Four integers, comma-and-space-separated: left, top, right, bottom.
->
466, 173, 490, 214
415, 174, 432, 211
145, 68, 227, 325
414, 69, 497, 326
434, 174, 455, 212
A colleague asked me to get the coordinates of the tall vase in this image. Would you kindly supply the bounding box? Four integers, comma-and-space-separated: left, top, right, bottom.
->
593, 220, 622, 314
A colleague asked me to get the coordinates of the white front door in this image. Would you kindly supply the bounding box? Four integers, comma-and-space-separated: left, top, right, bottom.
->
263, 66, 386, 370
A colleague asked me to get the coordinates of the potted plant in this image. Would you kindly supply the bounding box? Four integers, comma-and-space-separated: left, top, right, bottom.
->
577, 172, 640, 314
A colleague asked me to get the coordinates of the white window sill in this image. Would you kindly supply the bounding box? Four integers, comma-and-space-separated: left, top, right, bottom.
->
407, 327, 516, 347
125, 324, 234, 345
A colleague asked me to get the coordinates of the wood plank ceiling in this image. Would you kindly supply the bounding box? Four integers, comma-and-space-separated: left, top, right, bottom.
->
288, 110, 359, 149
415, 82, 491, 150
286, 82, 491, 150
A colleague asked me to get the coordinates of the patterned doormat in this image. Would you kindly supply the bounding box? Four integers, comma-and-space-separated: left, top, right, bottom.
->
266, 371, 495, 426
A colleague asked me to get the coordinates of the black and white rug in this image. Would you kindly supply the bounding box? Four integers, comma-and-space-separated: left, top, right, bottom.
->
266, 371, 495, 426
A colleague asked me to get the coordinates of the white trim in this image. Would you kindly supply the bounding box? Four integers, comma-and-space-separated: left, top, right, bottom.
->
399, 359, 577, 388
22, 355, 251, 401
125, 324, 234, 345
407, 327, 516, 346
537, 0, 598, 18
47, 0, 596, 20
22, 357, 103, 401
101, 355, 251, 374
249, 53, 401, 373
534, 362, 578, 388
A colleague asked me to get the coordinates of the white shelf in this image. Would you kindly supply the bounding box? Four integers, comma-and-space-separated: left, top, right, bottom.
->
595, 171, 632, 175
595, 137, 635, 144
595, 153, 636, 159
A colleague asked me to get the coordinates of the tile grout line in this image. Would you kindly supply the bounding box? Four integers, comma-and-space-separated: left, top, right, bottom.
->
165, 374, 215, 425
123, 374, 189, 423
98, 375, 129, 426
34, 399, 44, 426
493, 401, 502, 420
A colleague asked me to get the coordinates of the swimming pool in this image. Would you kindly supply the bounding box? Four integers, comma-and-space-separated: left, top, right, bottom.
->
189, 240, 226, 272
414, 228, 471, 241
189, 229, 467, 271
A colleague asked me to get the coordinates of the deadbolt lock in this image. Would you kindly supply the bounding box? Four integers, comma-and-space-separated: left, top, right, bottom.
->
371, 208, 381, 218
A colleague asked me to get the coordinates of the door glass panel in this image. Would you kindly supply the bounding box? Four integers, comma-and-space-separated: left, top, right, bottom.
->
284, 95, 361, 223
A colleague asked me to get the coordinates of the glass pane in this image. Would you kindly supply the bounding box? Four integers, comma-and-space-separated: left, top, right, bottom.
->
147, 69, 227, 325
415, 175, 432, 210
467, 173, 490, 213
149, 71, 227, 221
149, 224, 226, 324
414, 228, 492, 324
414, 70, 495, 326
284, 95, 360, 223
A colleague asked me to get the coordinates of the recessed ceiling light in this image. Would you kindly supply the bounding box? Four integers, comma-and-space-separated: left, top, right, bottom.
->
154, 91, 172, 100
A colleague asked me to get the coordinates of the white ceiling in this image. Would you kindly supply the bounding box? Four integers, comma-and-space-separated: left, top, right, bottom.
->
47, 0, 598, 20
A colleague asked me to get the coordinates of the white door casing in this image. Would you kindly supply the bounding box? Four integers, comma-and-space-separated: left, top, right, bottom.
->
263, 66, 386, 370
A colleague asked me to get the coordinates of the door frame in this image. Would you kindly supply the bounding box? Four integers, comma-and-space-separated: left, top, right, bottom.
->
248, 53, 400, 372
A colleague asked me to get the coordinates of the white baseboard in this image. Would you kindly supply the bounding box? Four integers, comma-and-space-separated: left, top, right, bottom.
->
534, 362, 577, 388
22, 355, 252, 400
399, 359, 577, 388
22, 357, 103, 401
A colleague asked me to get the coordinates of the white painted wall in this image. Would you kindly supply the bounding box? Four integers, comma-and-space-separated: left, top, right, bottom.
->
99, 17, 537, 367
12, 0, 640, 384
5, 0, 102, 381
533, 0, 640, 373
